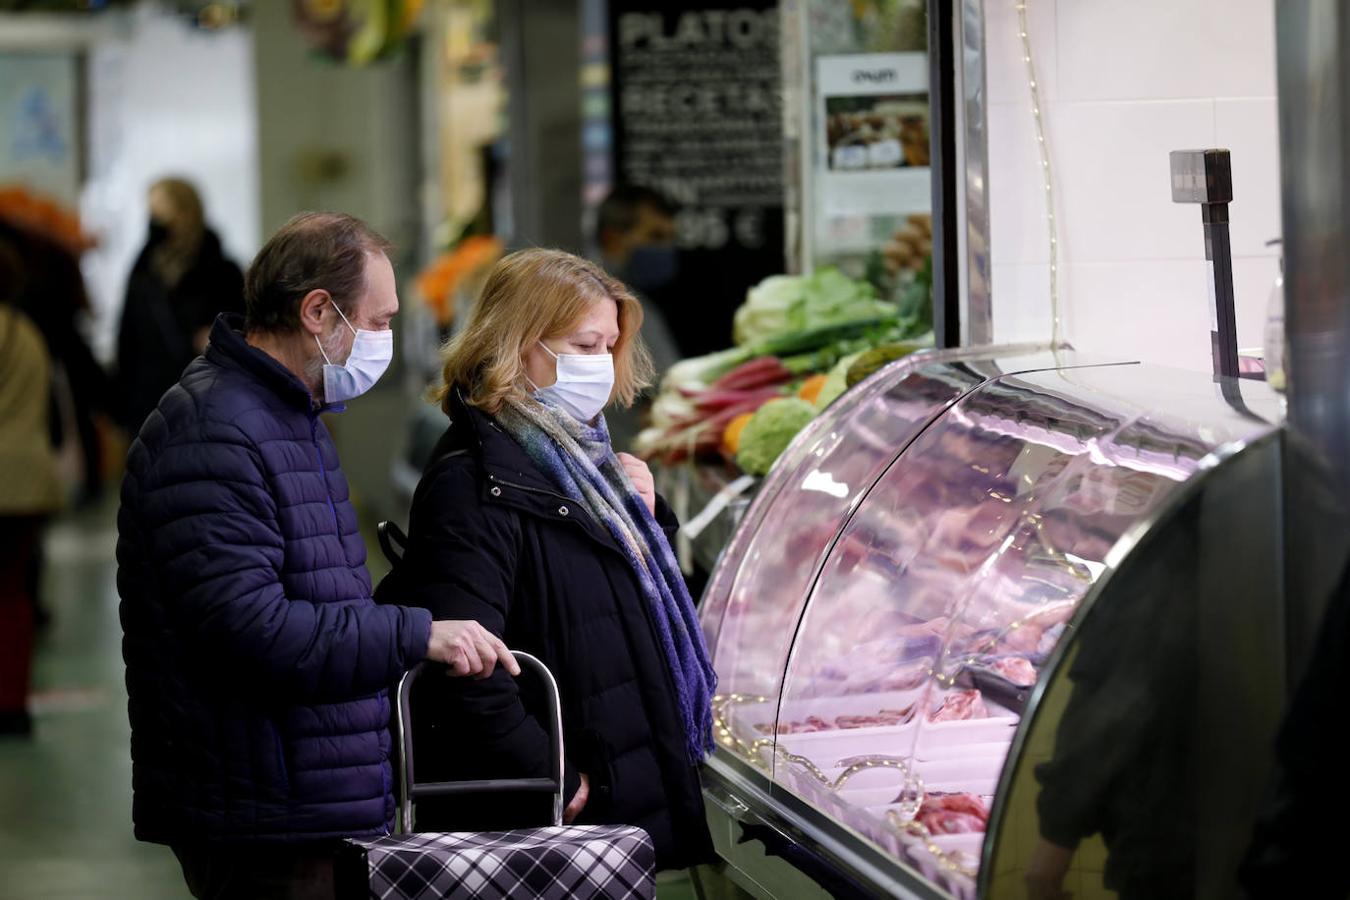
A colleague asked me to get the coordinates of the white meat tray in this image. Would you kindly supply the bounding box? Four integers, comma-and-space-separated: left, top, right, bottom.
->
769, 709, 1017, 761
930, 832, 985, 859
730, 689, 1019, 755
830, 752, 1008, 806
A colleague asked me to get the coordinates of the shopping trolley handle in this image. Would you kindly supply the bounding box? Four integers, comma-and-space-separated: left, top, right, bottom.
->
396, 651, 566, 832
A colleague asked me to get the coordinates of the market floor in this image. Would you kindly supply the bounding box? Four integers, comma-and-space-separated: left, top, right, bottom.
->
0, 498, 698, 900
0, 499, 184, 900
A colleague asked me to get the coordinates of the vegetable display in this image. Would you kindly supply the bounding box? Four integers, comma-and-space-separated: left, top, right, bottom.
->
733, 267, 896, 347
720, 412, 756, 458
735, 399, 818, 477
847, 341, 930, 388
815, 350, 869, 411
796, 374, 829, 405
637, 267, 934, 475
663, 312, 907, 393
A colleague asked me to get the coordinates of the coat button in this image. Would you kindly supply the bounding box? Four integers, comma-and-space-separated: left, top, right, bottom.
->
490, 486, 502, 497
558, 506, 569, 516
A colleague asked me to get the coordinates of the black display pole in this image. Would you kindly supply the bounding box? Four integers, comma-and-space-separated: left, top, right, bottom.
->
1170, 149, 1240, 379
928, 0, 961, 349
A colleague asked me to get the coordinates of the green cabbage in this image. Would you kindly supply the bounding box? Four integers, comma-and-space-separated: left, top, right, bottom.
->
733, 268, 894, 346
736, 397, 818, 476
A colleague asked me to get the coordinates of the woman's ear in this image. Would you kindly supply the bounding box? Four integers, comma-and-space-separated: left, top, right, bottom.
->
298, 289, 331, 337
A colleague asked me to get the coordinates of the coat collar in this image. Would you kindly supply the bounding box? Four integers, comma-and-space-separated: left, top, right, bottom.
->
204, 314, 344, 415
442, 388, 559, 494
439, 389, 624, 555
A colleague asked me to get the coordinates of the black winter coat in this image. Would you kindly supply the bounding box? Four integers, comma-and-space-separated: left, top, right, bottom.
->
117, 228, 244, 432
378, 391, 714, 870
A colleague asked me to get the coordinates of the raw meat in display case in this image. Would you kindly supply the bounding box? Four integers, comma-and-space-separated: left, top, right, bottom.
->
928, 690, 988, 723
756, 706, 918, 734
698, 349, 1292, 899
915, 794, 990, 835
973, 656, 1037, 688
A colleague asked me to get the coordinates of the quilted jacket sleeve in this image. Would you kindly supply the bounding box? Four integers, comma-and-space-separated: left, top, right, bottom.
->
138, 419, 431, 701
399, 460, 582, 803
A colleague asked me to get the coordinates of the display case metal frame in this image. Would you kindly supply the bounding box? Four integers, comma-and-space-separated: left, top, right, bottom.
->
703, 749, 950, 900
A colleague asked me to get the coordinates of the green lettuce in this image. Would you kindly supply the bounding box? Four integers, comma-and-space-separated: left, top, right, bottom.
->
733, 268, 894, 346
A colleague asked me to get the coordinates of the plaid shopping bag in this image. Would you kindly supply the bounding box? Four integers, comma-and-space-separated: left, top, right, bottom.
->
340, 824, 655, 900
337, 650, 655, 900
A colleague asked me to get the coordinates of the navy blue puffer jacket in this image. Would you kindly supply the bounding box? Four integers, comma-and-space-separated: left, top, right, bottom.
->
117, 315, 432, 845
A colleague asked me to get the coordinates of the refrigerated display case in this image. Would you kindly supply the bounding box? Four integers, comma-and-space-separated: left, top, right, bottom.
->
697, 344, 1294, 899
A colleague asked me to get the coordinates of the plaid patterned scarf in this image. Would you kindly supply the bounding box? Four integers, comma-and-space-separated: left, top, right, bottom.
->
498, 395, 717, 764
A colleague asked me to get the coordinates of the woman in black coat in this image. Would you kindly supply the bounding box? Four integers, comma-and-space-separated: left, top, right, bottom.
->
116, 178, 244, 432
384, 249, 715, 870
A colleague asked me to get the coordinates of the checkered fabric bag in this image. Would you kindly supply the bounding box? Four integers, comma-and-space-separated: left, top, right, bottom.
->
343, 824, 655, 900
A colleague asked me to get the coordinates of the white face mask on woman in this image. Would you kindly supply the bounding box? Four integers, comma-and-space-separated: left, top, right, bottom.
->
534, 341, 614, 422
315, 301, 393, 403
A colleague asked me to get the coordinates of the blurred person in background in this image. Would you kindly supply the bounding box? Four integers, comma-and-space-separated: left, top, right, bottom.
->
0, 237, 64, 737
117, 212, 514, 900
595, 185, 683, 450
382, 249, 716, 871
0, 207, 108, 637
596, 185, 682, 368
116, 177, 245, 434
0, 215, 110, 509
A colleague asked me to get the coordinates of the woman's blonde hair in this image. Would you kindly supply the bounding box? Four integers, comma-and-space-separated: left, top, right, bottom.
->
150, 177, 205, 235
149, 177, 206, 286
436, 248, 654, 415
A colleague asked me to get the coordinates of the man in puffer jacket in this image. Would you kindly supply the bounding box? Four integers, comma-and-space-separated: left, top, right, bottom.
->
117, 211, 517, 900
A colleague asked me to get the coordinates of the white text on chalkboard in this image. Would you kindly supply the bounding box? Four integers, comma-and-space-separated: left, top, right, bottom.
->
619, 10, 778, 50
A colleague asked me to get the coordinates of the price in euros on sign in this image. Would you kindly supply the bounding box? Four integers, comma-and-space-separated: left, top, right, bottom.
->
676, 208, 768, 250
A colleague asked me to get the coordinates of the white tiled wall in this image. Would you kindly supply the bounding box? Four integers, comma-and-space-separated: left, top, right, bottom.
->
985, 0, 1282, 372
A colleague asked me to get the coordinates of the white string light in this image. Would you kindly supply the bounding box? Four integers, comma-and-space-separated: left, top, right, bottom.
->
1016, 0, 1062, 347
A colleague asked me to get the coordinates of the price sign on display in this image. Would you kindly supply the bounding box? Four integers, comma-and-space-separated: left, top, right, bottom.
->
608, 1, 787, 355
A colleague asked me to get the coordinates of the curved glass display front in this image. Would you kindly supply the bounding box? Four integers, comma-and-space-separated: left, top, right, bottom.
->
703, 355, 1283, 898
702, 346, 1060, 703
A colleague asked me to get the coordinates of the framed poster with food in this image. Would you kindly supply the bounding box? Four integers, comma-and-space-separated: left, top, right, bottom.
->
815, 52, 930, 218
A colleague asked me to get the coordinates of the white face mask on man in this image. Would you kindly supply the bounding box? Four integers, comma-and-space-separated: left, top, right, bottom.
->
533, 341, 614, 423
315, 301, 393, 403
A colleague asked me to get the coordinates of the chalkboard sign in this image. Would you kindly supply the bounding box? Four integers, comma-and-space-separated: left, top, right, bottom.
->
608, 1, 786, 356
